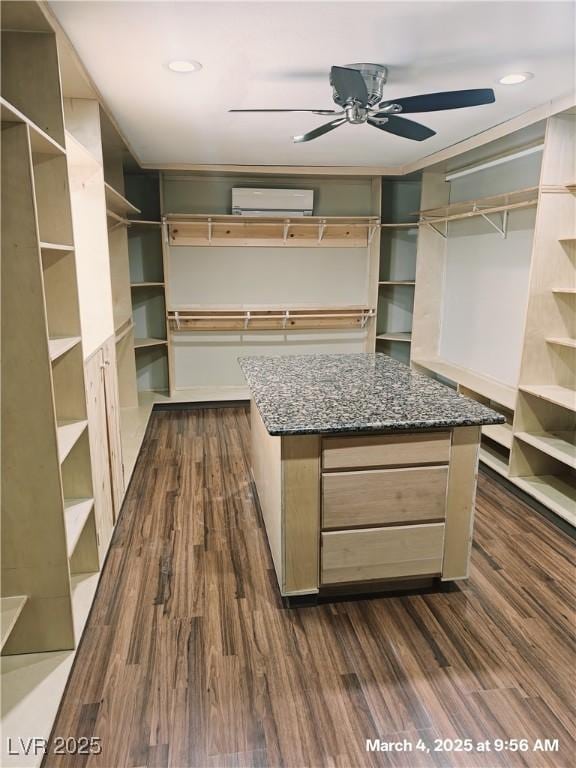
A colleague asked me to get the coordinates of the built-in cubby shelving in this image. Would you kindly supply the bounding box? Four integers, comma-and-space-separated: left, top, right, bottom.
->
479, 442, 510, 477
512, 475, 576, 523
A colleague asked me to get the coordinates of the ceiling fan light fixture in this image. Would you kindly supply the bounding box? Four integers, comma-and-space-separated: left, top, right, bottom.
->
167, 59, 202, 73
498, 72, 533, 85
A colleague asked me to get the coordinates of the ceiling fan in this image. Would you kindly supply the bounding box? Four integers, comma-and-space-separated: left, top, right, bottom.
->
230, 64, 495, 143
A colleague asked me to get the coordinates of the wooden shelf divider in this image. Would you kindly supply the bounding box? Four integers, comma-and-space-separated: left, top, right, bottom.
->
546, 337, 576, 349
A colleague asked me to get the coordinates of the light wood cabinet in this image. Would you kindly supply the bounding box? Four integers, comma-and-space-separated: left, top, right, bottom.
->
321, 523, 445, 584
322, 431, 450, 470
322, 465, 448, 529
84, 337, 124, 561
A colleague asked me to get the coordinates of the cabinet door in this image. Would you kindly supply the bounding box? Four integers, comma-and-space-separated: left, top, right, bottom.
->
102, 337, 125, 518
84, 348, 114, 561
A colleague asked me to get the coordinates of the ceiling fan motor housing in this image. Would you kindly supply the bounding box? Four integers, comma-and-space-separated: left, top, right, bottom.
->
332, 63, 388, 107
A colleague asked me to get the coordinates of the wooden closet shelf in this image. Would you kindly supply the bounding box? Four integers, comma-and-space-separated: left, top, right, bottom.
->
512, 475, 576, 526
1, 96, 66, 156
0, 595, 28, 651
515, 430, 576, 470
57, 420, 88, 464
482, 422, 513, 449
49, 336, 81, 362
418, 186, 538, 223
71, 572, 100, 643
167, 307, 375, 332
553, 288, 576, 295
40, 242, 74, 253
414, 358, 517, 411
106, 209, 131, 227
104, 183, 141, 217
165, 214, 380, 248
379, 281, 416, 286
64, 498, 95, 558
376, 332, 412, 343
546, 337, 576, 349
479, 444, 509, 477
128, 219, 162, 227
519, 384, 576, 413
134, 338, 168, 349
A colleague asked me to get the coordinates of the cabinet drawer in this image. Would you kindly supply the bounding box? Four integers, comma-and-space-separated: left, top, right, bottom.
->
322, 431, 450, 470
322, 465, 448, 529
321, 523, 445, 584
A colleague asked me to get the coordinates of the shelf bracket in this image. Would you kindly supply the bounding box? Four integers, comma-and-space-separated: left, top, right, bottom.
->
368, 223, 378, 244
174, 311, 181, 331
244, 311, 251, 330
478, 209, 508, 238
318, 219, 326, 243
283, 310, 289, 329
283, 220, 290, 243
423, 220, 447, 239
207, 218, 213, 244
162, 220, 169, 245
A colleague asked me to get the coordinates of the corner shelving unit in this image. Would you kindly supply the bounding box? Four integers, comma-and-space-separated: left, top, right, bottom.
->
125, 171, 169, 398
375, 178, 422, 364
1, 3, 98, 658
412, 115, 575, 526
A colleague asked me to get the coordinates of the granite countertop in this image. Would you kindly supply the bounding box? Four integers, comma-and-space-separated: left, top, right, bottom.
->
239, 353, 506, 436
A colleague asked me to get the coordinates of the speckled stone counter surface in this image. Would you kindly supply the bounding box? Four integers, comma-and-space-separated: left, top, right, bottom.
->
239, 353, 505, 436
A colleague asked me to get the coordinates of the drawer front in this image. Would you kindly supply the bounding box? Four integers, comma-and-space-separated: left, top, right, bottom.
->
322, 431, 450, 470
322, 465, 448, 529
321, 523, 445, 585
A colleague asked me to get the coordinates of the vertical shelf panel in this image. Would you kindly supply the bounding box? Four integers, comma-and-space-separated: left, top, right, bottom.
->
1, 122, 75, 655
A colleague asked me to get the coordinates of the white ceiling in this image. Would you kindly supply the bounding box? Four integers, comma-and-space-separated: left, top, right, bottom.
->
50, 1, 575, 168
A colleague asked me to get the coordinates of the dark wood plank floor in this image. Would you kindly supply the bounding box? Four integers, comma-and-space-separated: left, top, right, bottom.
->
46, 407, 575, 768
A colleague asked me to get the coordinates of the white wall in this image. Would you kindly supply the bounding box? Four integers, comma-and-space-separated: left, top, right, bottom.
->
174, 330, 367, 388
169, 247, 368, 308
439, 153, 540, 386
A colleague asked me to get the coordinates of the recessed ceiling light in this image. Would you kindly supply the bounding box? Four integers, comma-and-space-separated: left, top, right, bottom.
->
168, 60, 202, 73
498, 72, 533, 85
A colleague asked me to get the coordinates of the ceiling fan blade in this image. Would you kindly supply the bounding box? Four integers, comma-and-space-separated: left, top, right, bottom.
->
229, 109, 341, 115
294, 117, 347, 143
368, 116, 436, 142
330, 66, 369, 105
377, 88, 495, 114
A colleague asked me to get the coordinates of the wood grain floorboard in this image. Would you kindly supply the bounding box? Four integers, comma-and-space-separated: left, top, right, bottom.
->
45, 408, 576, 768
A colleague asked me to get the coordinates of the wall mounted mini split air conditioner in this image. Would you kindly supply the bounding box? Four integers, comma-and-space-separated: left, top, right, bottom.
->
232, 188, 314, 216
